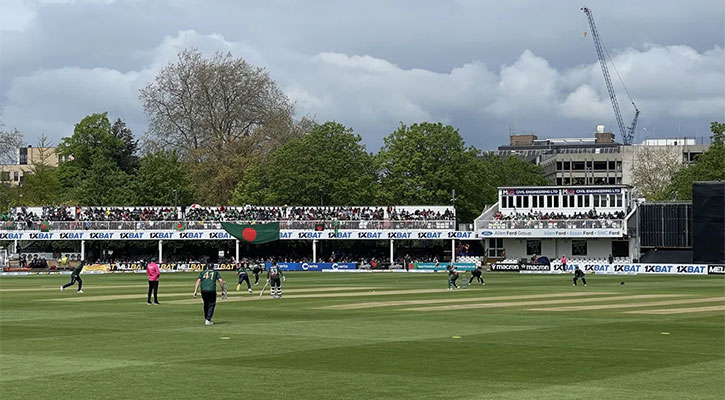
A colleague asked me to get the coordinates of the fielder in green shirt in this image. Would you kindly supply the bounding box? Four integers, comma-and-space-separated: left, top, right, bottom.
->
60, 261, 85, 293
193, 266, 225, 325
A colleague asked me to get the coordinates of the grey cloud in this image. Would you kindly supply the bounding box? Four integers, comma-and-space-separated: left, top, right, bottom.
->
1, 1, 723, 150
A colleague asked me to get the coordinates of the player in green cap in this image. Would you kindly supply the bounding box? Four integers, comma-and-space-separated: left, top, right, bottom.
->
60, 260, 86, 293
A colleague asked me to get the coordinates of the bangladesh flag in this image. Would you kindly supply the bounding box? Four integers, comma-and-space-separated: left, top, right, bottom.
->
221, 222, 279, 244
40, 221, 50, 232
174, 222, 186, 231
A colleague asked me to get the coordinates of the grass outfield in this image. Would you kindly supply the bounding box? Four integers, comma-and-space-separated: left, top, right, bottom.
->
1, 272, 723, 400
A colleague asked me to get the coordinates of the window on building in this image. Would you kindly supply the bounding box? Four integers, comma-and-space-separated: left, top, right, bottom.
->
572, 240, 587, 256
488, 238, 505, 258
19, 148, 28, 165
526, 240, 542, 256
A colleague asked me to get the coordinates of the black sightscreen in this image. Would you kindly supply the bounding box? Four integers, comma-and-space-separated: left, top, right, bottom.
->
693, 182, 725, 263
639, 203, 692, 248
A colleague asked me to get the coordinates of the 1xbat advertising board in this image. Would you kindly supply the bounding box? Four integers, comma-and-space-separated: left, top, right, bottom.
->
2, 229, 453, 241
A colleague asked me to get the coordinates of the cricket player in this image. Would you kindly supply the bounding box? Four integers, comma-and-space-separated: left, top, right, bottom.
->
60, 260, 85, 293
236, 259, 253, 293
468, 265, 485, 286
573, 266, 587, 286
447, 266, 460, 290
193, 265, 225, 325
252, 263, 262, 285
267, 262, 285, 299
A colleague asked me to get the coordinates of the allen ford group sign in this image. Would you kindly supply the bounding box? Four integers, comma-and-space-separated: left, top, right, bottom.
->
478, 228, 624, 238
0, 229, 457, 241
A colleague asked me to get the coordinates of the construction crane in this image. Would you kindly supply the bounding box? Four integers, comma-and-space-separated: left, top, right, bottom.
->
581, 6, 640, 145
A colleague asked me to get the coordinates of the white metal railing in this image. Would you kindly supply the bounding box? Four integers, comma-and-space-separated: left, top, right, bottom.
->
476, 219, 624, 230
1, 219, 455, 232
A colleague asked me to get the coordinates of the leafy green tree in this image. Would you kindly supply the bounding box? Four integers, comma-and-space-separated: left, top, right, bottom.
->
668, 122, 725, 199
481, 154, 548, 188
234, 122, 377, 206
131, 150, 195, 206
111, 118, 140, 174
78, 154, 133, 205
57, 113, 134, 204
230, 156, 274, 205
377, 122, 503, 222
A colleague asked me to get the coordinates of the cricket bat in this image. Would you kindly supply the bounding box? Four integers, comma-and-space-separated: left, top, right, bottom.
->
258, 281, 269, 298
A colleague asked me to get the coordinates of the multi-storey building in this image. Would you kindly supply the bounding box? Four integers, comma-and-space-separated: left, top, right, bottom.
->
492, 126, 709, 188
0, 146, 66, 185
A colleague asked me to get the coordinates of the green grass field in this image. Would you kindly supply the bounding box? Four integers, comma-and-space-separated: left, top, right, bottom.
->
1, 271, 723, 400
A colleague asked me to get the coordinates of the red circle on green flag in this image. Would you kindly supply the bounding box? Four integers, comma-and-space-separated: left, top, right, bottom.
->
242, 227, 257, 242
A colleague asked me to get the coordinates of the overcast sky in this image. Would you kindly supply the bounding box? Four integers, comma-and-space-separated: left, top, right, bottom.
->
1, 0, 723, 151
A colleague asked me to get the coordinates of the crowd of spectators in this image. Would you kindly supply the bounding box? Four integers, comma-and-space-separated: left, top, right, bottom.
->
493, 209, 626, 221
287, 206, 386, 221
184, 206, 285, 221
390, 207, 455, 221
81, 207, 179, 221
3, 205, 455, 226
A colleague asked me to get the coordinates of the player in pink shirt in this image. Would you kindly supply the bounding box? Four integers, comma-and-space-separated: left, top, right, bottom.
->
146, 260, 160, 305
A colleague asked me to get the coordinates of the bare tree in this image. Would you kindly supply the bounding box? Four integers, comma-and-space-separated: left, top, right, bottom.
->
0, 121, 23, 165
631, 146, 682, 200
140, 49, 295, 161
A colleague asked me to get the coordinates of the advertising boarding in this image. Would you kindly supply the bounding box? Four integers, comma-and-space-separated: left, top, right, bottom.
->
0, 229, 454, 241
